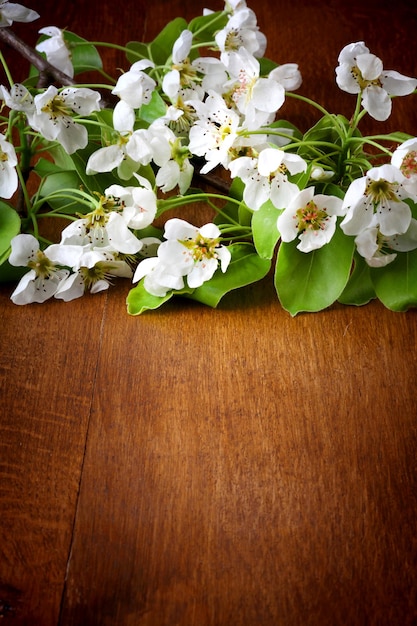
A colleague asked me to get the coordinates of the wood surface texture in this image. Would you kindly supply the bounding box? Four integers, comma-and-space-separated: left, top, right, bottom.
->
1, 1, 417, 624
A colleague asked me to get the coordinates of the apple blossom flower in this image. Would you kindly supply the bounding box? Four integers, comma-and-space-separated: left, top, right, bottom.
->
391, 137, 417, 182
354, 214, 417, 267
226, 47, 285, 128
0, 133, 18, 199
268, 63, 302, 92
191, 57, 228, 95
54, 249, 133, 301
224, 0, 254, 17
158, 218, 231, 288
104, 178, 157, 230
0, 83, 34, 113
0, 0, 39, 27
36, 27, 74, 78
86, 101, 150, 179
277, 187, 344, 252
188, 91, 242, 173
340, 164, 417, 237
162, 30, 205, 102
135, 218, 231, 293
215, 6, 267, 64
27, 85, 101, 154
112, 59, 156, 109
228, 148, 307, 211
59, 201, 143, 255
335, 42, 417, 121
8, 234, 71, 304
133, 256, 185, 297
144, 124, 194, 194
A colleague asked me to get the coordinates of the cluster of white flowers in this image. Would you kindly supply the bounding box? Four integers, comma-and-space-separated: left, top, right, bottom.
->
8, 178, 156, 303
1, 0, 417, 312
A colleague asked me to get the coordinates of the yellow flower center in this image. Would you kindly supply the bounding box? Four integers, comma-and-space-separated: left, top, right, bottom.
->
79, 262, 115, 290
295, 200, 328, 232
365, 179, 399, 206
27, 250, 56, 278
41, 94, 71, 118
180, 235, 220, 263
350, 65, 382, 91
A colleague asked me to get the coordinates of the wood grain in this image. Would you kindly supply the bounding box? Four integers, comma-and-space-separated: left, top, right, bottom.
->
0, 0, 417, 624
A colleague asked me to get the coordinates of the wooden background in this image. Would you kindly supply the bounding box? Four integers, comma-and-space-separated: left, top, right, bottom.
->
1, 1, 417, 624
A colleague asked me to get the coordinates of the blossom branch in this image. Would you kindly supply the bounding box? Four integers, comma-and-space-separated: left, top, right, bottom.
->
0, 26, 76, 87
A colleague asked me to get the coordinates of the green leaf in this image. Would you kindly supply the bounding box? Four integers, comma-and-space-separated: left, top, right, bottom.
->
126, 41, 152, 65
338, 252, 376, 306
259, 57, 279, 75
139, 90, 167, 124
187, 243, 271, 308
269, 118, 303, 143
150, 18, 189, 65
275, 224, 355, 315
65, 31, 103, 74
37, 170, 86, 214
188, 11, 228, 42
371, 250, 417, 311
126, 281, 174, 315
0, 201, 21, 266
252, 200, 281, 259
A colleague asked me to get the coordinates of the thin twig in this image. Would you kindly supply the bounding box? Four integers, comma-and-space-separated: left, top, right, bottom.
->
0, 26, 76, 86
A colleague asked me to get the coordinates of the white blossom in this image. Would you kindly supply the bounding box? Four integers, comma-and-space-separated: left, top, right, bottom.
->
226, 47, 285, 128
188, 91, 242, 173
55, 249, 132, 301
86, 102, 149, 179
277, 187, 344, 252
0, 0, 39, 27
0, 83, 34, 113
112, 59, 156, 109
340, 164, 417, 237
27, 85, 101, 154
105, 178, 157, 230
8, 234, 70, 304
158, 218, 231, 288
36, 26, 74, 78
215, 7, 266, 64
135, 218, 231, 293
391, 137, 417, 182
0, 133, 18, 198
228, 148, 306, 211
354, 215, 417, 267
335, 42, 417, 121
133, 256, 185, 297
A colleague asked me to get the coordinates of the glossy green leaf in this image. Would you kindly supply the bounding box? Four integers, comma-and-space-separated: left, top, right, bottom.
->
139, 90, 167, 124
338, 252, 376, 306
149, 18, 188, 65
188, 11, 227, 42
371, 250, 417, 311
126, 41, 152, 64
126, 281, 175, 315
275, 224, 355, 315
37, 170, 86, 214
187, 243, 271, 308
252, 200, 281, 259
0, 201, 21, 265
64, 31, 103, 74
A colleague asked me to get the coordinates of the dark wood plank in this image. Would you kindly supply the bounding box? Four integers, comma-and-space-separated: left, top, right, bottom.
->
0, 292, 107, 624
1, 0, 417, 624
60, 281, 417, 626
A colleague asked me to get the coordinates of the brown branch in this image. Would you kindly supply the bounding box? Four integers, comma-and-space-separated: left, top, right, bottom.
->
0, 26, 76, 87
